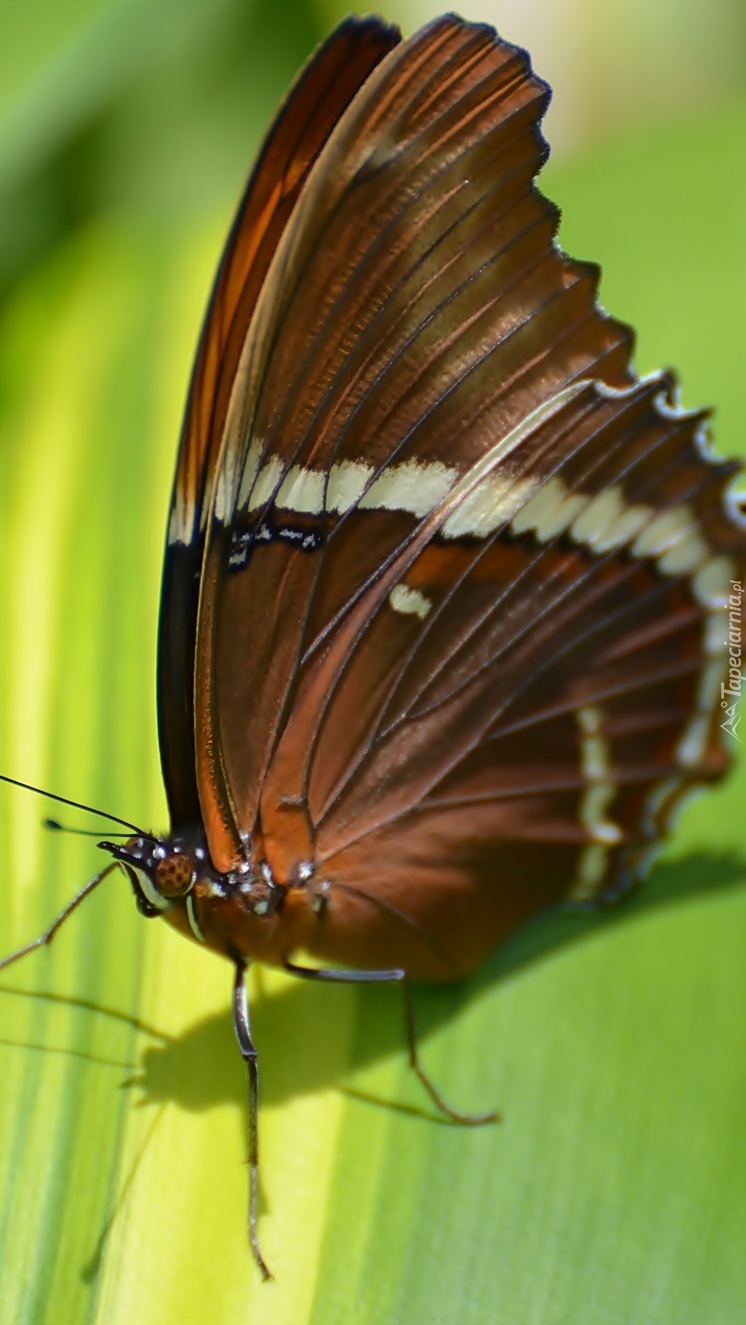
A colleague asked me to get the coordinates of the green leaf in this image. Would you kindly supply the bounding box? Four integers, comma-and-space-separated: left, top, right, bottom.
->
1, 104, 745, 1323
0, 0, 325, 305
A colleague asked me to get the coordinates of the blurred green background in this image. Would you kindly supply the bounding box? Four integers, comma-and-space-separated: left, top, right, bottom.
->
2, 0, 745, 308
0, 2, 745, 1324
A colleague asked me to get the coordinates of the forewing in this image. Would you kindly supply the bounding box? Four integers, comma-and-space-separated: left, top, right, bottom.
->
194, 16, 637, 867
156, 16, 400, 825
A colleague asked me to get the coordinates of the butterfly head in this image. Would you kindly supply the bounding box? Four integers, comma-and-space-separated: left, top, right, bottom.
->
99, 834, 203, 918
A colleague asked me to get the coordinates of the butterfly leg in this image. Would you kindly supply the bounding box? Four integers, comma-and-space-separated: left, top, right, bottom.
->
283, 960, 498, 1126
0, 863, 117, 973
232, 959, 272, 1281
401, 979, 499, 1126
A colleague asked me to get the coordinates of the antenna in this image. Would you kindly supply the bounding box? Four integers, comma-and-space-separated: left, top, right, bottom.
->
0, 773, 143, 836
44, 818, 131, 838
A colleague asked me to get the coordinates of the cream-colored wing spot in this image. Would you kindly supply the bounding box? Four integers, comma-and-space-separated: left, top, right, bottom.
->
569, 705, 622, 903
388, 583, 432, 620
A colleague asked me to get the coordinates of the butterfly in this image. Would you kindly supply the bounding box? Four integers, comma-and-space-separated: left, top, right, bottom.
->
2, 13, 745, 1279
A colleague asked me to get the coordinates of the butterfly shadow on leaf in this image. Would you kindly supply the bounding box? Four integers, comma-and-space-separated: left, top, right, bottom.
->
124, 848, 745, 1118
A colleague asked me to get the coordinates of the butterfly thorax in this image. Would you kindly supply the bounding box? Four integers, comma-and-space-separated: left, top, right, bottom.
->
99, 830, 326, 967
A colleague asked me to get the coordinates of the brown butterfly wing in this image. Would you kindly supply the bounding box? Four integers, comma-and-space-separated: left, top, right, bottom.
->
257, 378, 744, 978
190, 16, 746, 973
157, 16, 401, 825
193, 16, 635, 865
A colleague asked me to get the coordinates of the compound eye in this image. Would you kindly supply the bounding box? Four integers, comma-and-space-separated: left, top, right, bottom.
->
154, 852, 195, 898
